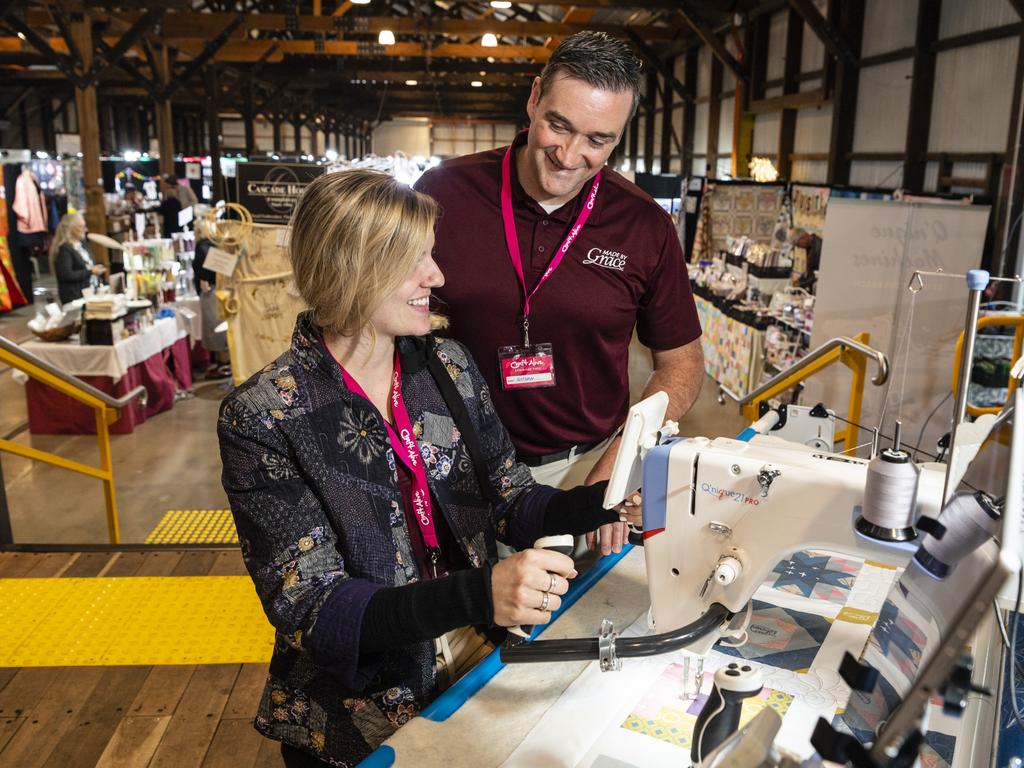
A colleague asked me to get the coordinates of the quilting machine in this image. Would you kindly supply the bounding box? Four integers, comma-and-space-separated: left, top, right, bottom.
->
502, 269, 1022, 766
501, 395, 998, 663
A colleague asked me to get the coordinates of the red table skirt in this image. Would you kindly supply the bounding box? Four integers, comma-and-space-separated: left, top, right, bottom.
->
26, 337, 193, 435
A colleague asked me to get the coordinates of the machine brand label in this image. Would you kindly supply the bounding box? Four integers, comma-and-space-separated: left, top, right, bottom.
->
700, 482, 760, 506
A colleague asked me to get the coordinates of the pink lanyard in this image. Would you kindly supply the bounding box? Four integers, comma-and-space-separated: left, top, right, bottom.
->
500, 142, 601, 342
338, 352, 439, 550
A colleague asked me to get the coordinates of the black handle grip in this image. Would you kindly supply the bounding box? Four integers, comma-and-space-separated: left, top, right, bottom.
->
690, 683, 760, 763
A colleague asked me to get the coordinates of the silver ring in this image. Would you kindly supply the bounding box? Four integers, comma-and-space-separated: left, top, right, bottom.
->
539, 591, 550, 611
548, 573, 557, 593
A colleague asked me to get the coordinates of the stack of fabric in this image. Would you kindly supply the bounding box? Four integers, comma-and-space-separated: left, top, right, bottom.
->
83, 294, 128, 320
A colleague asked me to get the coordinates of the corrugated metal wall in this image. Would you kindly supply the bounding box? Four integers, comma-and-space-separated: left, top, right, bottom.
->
939, 0, 1017, 38
929, 37, 1018, 152
617, 0, 1019, 192
753, 112, 780, 155
693, 102, 709, 175
795, 105, 831, 154
861, 0, 918, 57
853, 60, 913, 153
766, 11, 788, 81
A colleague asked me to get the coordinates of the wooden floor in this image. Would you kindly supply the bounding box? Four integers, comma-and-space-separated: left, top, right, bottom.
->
0, 549, 285, 768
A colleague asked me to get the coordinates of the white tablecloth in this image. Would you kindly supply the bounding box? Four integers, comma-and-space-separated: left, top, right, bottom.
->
19, 317, 188, 382
169, 297, 202, 344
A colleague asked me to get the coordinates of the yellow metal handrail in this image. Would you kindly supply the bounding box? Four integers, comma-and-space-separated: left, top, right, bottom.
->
732, 333, 889, 456
0, 335, 147, 544
952, 315, 1024, 418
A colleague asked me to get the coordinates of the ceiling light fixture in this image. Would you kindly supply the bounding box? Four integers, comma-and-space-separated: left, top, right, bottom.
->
351, 0, 371, 4
406, 80, 418, 86
471, 81, 483, 87
490, 1, 512, 8
378, 29, 396, 45
17, 32, 26, 41
481, 33, 498, 47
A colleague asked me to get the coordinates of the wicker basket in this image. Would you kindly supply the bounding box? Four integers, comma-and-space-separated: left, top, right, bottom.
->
31, 323, 80, 343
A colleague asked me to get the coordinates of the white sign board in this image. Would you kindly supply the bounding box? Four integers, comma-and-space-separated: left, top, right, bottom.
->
178, 206, 194, 227
55, 133, 81, 156
804, 198, 991, 456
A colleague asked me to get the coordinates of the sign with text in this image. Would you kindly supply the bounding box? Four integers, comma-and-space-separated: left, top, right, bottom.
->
235, 162, 326, 224
204, 247, 239, 276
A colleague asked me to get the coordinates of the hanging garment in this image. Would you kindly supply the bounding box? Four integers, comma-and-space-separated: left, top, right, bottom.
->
219, 223, 307, 384
13, 170, 48, 234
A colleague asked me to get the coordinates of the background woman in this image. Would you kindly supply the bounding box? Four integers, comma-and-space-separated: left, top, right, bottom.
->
192, 218, 231, 379
49, 212, 105, 304
219, 170, 631, 766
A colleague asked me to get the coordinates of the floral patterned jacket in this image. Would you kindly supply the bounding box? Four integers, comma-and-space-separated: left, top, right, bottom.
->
218, 311, 549, 766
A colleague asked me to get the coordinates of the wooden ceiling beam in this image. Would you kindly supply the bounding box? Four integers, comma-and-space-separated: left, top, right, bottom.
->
85, 7, 164, 86
23, 9, 680, 42
331, 70, 533, 86
169, 39, 555, 62
95, 38, 160, 98
164, 13, 244, 98
1, 13, 84, 85
788, 0, 857, 66
675, 2, 747, 82
439, 0, 686, 9
625, 28, 694, 104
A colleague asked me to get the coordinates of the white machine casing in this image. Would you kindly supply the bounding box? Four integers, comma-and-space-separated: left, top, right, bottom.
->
642, 434, 947, 655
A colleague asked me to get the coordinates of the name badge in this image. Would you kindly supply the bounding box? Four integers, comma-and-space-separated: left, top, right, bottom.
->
498, 343, 556, 390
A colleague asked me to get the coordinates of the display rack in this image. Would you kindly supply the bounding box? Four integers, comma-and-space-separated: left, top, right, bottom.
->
120, 238, 177, 303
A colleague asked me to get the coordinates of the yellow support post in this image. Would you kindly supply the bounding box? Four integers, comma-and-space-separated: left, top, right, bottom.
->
740, 332, 875, 455
0, 343, 130, 544
95, 408, 120, 544
839, 342, 868, 456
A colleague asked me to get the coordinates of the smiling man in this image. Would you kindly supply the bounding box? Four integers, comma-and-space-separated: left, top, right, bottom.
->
415, 32, 703, 556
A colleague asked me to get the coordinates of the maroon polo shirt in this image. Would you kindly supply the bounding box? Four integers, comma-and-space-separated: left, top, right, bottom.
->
415, 132, 701, 458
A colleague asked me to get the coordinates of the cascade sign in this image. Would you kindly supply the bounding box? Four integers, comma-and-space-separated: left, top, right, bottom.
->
236, 162, 326, 224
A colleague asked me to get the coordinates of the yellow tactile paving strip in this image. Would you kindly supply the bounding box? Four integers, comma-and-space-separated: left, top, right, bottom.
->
145, 509, 239, 544
0, 577, 273, 666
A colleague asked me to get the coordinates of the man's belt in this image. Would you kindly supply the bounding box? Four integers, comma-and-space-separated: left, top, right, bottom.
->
518, 438, 604, 468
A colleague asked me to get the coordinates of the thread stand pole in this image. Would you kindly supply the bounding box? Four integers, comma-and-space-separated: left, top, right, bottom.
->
943, 269, 989, 505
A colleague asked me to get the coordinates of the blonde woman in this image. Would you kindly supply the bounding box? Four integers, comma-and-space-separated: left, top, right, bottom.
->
50, 212, 105, 304
218, 170, 630, 766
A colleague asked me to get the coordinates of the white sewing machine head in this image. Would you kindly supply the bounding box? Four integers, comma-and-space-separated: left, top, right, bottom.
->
601, 397, 948, 656
642, 435, 950, 654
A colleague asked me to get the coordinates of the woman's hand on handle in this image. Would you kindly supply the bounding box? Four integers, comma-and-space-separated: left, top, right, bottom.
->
490, 547, 576, 628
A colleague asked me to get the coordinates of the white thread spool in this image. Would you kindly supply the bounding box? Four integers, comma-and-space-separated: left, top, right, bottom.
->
856, 422, 920, 542
915, 491, 1001, 579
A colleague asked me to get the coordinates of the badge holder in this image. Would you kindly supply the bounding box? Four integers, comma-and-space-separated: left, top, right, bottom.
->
498, 317, 556, 390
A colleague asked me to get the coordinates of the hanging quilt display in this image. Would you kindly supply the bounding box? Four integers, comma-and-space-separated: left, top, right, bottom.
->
706, 183, 786, 257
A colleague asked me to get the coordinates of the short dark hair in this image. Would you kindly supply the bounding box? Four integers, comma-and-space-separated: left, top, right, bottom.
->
161, 173, 178, 185
538, 31, 643, 116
